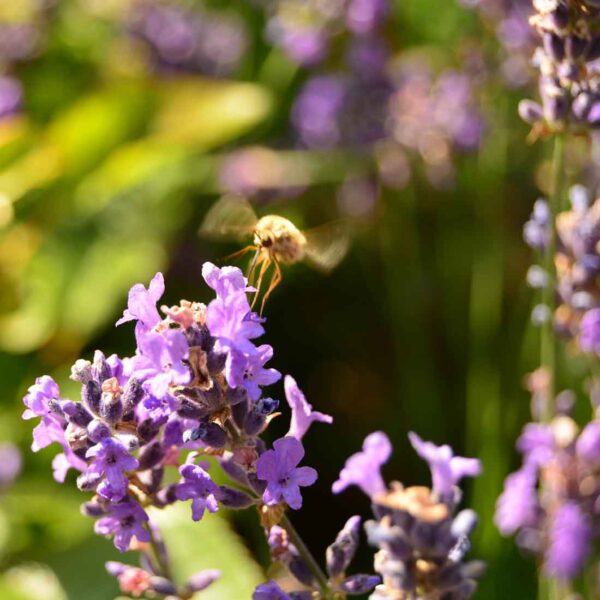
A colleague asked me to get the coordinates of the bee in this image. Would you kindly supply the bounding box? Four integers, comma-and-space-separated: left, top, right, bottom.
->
199, 195, 349, 312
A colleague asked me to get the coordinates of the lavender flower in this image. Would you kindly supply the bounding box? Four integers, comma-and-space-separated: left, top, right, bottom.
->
95, 500, 151, 552
331, 431, 391, 497
85, 438, 139, 502
116, 272, 164, 332
408, 432, 482, 498
256, 437, 317, 510
175, 463, 220, 521
494, 467, 539, 535
253, 580, 292, 600
285, 375, 333, 440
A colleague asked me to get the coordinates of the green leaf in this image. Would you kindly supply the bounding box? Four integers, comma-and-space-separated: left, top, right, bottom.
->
151, 504, 264, 599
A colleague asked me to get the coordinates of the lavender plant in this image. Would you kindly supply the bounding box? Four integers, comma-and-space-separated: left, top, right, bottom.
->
497, 0, 600, 595
21, 260, 485, 599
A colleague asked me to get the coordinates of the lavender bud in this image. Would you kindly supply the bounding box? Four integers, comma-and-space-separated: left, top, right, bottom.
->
71, 359, 93, 384
105, 561, 127, 577
565, 35, 587, 61
434, 564, 463, 591
248, 473, 267, 495
81, 500, 106, 517
289, 593, 313, 600
149, 577, 177, 595
183, 422, 227, 448
544, 93, 568, 124
92, 350, 111, 382
207, 351, 226, 375
138, 441, 165, 470
572, 92, 593, 120
244, 410, 266, 436
218, 457, 250, 486
176, 397, 206, 419
121, 378, 144, 418
115, 433, 139, 452
550, 4, 569, 30
216, 486, 255, 509
226, 385, 248, 406
77, 470, 102, 492
155, 484, 178, 506
543, 32, 564, 62
340, 574, 381, 595
518, 100, 543, 124
585, 36, 600, 62
451, 509, 478, 538
61, 401, 93, 427
256, 398, 279, 415
231, 399, 248, 428
289, 557, 314, 586
326, 515, 361, 577
448, 535, 471, 563
82, 380, 102, 415
87, 419, 111, 443
100, 393, 123, 425
185, 569, 220, 592
138, 418, 161, 442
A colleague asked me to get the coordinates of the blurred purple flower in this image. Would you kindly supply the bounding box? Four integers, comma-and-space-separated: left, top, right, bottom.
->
285, 375, 332, 440
257, 437, 317, 510
0, 76, 22, 120
544, 502, 592, 580
332, 431, 391, 497
253, 580, 292, 600
495, 466, 539, 535
516, 423, 554, 466
0, 443, 21, 487
580, 308, 600, 354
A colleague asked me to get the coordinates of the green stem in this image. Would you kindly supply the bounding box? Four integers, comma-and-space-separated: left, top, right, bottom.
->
146, 523, 173, 581
280, 513, 331, 597
540, 133, 566, 422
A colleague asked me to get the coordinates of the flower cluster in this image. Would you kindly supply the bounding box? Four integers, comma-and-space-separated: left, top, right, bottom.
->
127, 0, 248, 76
22, 263, 331, 595
333, 431, 484, 599
260, 0, 389, 66
519, 0, 600, 132
496, 408, 600, 581
458, 0, 536, 88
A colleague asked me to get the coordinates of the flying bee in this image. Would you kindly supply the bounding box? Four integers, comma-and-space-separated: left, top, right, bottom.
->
199, 195, 349, 312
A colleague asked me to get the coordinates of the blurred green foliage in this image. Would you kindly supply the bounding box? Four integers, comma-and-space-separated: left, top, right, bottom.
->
0, 0, 554, 598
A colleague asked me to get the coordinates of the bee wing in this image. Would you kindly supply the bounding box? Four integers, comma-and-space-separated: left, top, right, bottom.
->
199, 195, 258, 241
303, 221, 351, 273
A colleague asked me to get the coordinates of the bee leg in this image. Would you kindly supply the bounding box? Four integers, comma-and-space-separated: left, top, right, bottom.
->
259, 259, 282, 315
223, 245, 255, 263
247, 248, 261, 287
250, 256, 272, 311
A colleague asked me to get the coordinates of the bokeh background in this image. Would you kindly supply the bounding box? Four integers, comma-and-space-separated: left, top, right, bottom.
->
0, 0, 579, 597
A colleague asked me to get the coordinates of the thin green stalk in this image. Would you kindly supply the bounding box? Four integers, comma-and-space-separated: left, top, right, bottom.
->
280, 513, 331, 597
146, 524, 173, 581
540, 133, 566, 422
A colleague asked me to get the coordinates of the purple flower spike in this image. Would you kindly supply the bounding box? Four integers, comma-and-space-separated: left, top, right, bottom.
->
86, 438, 139, 501
22, 375, 64, 452
253, 580, 292, 600
95, 500, 151, 553
175, 463, 220, 521
256, 437, 317, 510
332, 431, 391, 497
116, 272, 164, 332
544, 502, 591, 580
285, 375, 333, 440
408, 432, 481, 498
494, 466, 539, 535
